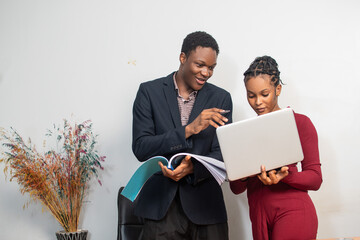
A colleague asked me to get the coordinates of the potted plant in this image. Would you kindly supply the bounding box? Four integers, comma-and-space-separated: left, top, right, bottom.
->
0, 119, 105, 240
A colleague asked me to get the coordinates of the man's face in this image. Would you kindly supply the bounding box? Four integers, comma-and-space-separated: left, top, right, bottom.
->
179, 47, 217, 92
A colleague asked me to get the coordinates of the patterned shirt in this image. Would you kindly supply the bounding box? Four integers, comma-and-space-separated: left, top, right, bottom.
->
173, 72, 197, 126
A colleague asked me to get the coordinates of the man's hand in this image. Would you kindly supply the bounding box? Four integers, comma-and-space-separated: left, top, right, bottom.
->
185, 108, 229, 138
158, 155, 194, 182
257, 165, 289, 185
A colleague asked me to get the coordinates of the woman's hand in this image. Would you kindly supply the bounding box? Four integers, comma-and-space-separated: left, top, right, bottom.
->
257, 165, 289, 185
158, 155, 194, 182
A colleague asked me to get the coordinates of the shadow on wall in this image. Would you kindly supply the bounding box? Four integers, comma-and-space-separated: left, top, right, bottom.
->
222, 183, 252, 239
312, 134, 342, 238
212, 54, 253, 122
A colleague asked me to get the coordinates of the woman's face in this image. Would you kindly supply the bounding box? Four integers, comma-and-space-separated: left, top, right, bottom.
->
245, 74, 282, 116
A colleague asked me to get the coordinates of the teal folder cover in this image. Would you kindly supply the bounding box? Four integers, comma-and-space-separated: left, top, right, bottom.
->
121, 156, 168, 202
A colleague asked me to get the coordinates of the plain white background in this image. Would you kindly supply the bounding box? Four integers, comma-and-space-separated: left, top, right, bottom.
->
1, 0, 359, 239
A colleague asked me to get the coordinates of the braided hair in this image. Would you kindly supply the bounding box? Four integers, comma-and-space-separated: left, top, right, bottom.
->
181, 31, 219, 57
243, 56, 283, 86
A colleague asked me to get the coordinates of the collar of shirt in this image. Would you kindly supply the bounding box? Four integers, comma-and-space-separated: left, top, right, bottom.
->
173, 72, 197, 102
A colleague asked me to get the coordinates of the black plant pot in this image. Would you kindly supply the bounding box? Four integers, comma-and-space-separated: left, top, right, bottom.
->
55, 229, 88, 240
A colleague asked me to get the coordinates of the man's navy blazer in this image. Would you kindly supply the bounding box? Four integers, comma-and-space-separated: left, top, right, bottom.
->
132, 72, 233, 225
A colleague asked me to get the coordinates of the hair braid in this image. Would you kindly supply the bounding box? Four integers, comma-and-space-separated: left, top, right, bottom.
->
243, 56, 283, 86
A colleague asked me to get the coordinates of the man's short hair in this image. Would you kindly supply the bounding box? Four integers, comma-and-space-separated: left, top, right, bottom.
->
181, 31, 219, 57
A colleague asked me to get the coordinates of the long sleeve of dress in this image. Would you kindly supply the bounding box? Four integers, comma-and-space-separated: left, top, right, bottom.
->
230, 178, 248, 194
281, 113, 323, 191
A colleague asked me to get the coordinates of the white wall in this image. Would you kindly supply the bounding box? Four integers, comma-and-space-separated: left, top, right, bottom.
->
0, 0, 359, 239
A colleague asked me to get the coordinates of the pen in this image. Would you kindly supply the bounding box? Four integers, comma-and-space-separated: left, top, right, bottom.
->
221, 110, 230, 114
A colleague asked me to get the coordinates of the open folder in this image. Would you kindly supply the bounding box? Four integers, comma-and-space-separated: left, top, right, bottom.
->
216, 108, 304, 181
121, 153, 226, 202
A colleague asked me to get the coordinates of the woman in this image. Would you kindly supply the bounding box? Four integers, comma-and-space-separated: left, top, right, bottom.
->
230, 56, 322, 240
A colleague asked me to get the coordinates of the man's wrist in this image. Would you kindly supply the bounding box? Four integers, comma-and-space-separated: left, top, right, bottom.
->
185, 124, 194, 138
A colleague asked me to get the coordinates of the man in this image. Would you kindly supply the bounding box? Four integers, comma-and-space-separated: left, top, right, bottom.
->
132, 31, 232, 240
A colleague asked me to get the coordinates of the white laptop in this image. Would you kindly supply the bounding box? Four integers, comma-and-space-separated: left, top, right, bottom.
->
216, 108, 303, 181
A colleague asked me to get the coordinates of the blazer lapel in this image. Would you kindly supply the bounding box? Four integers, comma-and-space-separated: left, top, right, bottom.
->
163, 73, 182, 128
